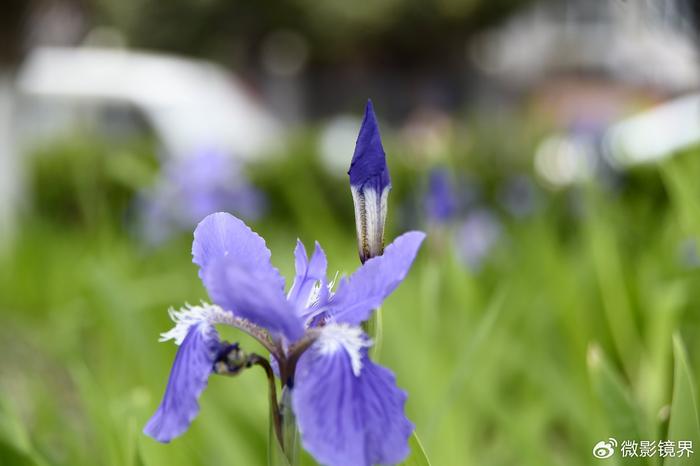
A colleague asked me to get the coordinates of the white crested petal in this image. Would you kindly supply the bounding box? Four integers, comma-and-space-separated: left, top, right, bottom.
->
315, 324, 372, 376
160, 302, 239, 346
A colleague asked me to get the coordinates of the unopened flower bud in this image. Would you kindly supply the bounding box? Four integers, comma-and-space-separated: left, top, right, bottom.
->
348, 100, 391, 263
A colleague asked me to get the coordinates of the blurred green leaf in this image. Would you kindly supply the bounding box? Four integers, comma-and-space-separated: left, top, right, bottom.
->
0, 394, 29, 454
664, 335, 700, 466
426, 284, 506, 439
0, 393, 47, 466
587, 343, 649, 466
268, 434, 292, 466
399, 432, 432, 466
661, 155, 700, 238
0, 439, 43, 466
585, 189, 643, 380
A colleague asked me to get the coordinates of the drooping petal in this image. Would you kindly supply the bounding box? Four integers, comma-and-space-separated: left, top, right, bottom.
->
288, 240, 328, 311
192, 212, 285, 291
323, 231, 426, 325
144, 323, 223, 443
203, 257, 304, 341
293, 324, 413, 466
348, 100, 392, 263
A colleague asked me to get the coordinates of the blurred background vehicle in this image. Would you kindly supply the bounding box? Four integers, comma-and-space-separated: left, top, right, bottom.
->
1, 0, 700, 465
17, 46, 281, 160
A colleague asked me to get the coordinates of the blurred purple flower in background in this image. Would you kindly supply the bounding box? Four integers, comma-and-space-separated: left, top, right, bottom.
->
678, 237, 700, 270
498, 174, 540, 219
139, 149, 265, 244
144, 212, 425, 466
455, 209, 502, 271
425, 167, 458, 224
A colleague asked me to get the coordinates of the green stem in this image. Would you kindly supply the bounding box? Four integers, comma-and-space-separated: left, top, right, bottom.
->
268, 387, 300, 466
363, 306, 383, 360
252, 356, 283, 448
280, 387, 299, 464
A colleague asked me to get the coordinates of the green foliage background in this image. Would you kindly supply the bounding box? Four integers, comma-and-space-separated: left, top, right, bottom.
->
1, 126, 700, 466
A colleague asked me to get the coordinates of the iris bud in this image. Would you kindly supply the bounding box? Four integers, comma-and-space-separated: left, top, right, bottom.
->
348, 100, 391, 263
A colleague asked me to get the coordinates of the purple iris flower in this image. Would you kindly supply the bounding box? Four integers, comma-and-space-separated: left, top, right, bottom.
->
139, 149, 265, 243
144, 212, 425, 466
425, 167, 457, 224
348, 100, 391, 263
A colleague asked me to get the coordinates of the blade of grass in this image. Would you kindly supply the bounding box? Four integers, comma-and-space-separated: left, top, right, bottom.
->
660, 156, 700, 238
399, 432, 432, 466
425, 285, 507, 441
0, 391, 48, 466
586, 201, 643, 380
587, 343, 650, 466
664, 334, 700, 466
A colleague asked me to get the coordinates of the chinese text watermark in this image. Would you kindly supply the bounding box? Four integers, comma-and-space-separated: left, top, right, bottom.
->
593, 438, 694, 459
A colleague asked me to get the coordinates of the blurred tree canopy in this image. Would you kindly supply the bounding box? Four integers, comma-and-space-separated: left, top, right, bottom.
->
90, 0, 533, 68
0, 0, 32, 66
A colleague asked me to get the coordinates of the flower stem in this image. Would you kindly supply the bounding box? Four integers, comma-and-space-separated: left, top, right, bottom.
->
280, 387, 300, 464
251, 355, 283, 449
226, 316, 280, 358
363, 306, 383, 359
267, 387, 300, 466
283, 331, 319, 384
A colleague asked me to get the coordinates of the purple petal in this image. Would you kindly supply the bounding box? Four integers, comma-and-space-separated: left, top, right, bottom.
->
192, 212, 285, 291
288, 240, 328, 311
324, 231, 426, 325
144, 323, 222, 443
203, 258, 304, 341
348, 100, 390, 191
292, 326, 413, 466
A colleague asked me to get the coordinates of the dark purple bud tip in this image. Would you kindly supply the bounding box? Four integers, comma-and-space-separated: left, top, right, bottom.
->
348, 100, 391, 191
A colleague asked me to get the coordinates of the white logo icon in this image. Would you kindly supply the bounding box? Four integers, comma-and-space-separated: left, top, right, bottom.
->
593, 438, 618, 459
